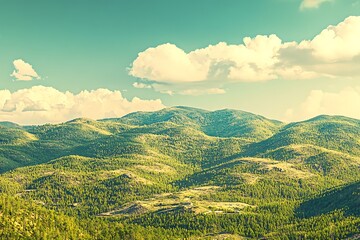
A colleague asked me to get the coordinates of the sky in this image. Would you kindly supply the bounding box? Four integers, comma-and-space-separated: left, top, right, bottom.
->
0, 0, 360, 124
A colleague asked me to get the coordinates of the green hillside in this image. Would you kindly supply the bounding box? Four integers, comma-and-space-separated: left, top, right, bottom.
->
115, 106, 283, 140
0, 121, 22, 129
0, 107, 359, 239
297, 181, 360, 217
246, 115, 360, 156
0, 193, 89, 239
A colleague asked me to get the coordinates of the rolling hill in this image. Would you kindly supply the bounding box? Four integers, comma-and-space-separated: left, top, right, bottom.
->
0, 106, 359, 239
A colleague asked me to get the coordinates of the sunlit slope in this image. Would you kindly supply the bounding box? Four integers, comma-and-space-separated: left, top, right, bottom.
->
0, 193, 89, 239
245, 115, 360, 156
1, 107, 266, 172
114, 106, 283, 140
0, 108, 360, 239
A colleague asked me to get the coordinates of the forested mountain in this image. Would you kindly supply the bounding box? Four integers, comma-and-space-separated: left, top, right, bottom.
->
115, 106, 283, 140
0, 107, 359, 239
244, 115, 360, 156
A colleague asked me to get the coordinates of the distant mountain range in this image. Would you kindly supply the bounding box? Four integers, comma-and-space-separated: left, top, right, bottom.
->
0, 106, 359, 239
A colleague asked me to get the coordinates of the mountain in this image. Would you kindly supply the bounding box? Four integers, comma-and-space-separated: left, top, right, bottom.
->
0, 107, 280, 172
114, 106, 283, 140
241, 115, 360, 181
245, 115, 360, 156
0, 107, 359, 239
0, 121, 22, 128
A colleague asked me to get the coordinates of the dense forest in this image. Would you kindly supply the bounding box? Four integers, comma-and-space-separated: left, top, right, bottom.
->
0, 106, 359, 239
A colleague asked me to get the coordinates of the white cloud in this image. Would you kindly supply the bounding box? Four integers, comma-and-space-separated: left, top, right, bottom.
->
300, 0, 332, 10
10, 59, 41, 81
284, 87, 360, 122
178, 88, 226, 96
0, 86, 165, 125
133, 82, 152, 89
299, 16, 360, 61
0, 90, 11, 109
130, 35, 283, 84
130, 43, 208, 83
129, 16, 360, 94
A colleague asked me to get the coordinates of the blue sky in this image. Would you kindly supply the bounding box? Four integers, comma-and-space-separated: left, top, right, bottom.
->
0, 0, 360, 124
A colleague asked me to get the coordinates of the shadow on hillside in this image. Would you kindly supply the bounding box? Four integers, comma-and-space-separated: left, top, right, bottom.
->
296, 181, 360, 218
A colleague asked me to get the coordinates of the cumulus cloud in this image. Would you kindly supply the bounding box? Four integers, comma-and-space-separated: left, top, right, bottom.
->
130, 43, 208, 83
300, 0, 332, 10
284, 87, 360, 122
0, 86, 165, 125
130, 35, 283, 84
129, 16, 360, 94
0, 90, 11, 109
299, 16, 360, 61
10, 59, 41, 81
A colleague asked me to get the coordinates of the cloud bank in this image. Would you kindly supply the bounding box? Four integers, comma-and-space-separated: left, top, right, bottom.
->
130, 16, 360, 95
0, 86, 165, 125
285, 87, 360, 122
11, 59, 41, 81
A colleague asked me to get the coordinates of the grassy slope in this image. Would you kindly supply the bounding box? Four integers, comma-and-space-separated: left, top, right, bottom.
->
1, 107, 274, 172
0, 193, 89, 239
0, 107, 360, 238
245, 115, 360, 156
